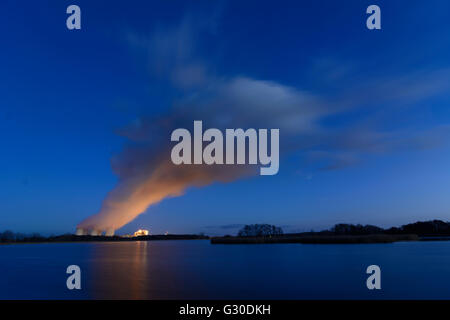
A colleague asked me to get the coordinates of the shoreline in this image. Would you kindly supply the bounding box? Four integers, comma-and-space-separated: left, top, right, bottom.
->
4, 234, 450, 245
0, 234, 209, 245
211, 234, 421, 244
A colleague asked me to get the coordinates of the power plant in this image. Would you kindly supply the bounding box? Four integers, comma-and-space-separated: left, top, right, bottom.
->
75, 227, 115, 236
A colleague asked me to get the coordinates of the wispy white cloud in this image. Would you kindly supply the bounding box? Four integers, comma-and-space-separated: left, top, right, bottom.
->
123, 9, 450, 173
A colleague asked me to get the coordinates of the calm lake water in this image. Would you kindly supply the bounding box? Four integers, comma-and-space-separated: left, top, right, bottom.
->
0, 240, 449, 299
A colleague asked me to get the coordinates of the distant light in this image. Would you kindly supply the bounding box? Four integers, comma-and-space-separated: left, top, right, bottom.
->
134, 229, 150, 237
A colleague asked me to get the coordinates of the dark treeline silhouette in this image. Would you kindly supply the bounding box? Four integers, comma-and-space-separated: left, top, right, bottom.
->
3, 220, 450, 244
235, 220, 450, 238
0, 230, 46, 243
212, 220, 450, 244
0, 231, 208, 244
329, 220, 450, 237
238, 224, 283, 237
330, 224, 384, 235
384, 220, 450, 236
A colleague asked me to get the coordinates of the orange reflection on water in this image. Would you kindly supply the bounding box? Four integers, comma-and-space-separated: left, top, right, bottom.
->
89, 241, 151, 299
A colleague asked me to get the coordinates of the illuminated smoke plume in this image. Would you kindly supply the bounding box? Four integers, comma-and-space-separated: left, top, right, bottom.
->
77, 78, 319, 232
77, 154, 252, 232
77, 11, 450, 233
76, 74, 450, 233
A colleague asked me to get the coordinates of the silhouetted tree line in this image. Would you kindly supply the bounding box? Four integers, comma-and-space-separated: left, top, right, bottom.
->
331, 224, 384, 235
235, 220, 450, 238
384, 220, 450, 236
3, 220, 450, 243
238, 224, 283, 237
329, 220, 450, 236
0, 231, 209, 243
0, 230, 45, 243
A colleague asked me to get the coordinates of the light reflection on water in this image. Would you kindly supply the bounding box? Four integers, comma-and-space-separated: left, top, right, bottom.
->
1, 240, 450, 299
90, 241, 150, 299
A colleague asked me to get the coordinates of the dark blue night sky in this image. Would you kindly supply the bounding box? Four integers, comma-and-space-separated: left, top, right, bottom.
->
1, 0, 450, 235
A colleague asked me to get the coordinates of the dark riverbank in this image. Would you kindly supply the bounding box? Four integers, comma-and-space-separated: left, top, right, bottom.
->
0, 234, 209, 244
211, 220, 450, 244
2, 220, 450, 245
211, 234, 420, 244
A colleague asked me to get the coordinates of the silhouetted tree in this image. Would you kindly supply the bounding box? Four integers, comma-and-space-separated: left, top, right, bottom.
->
238, 224, 283, 237
331, 224, 384, 235
398, 220, 450, 236
0, 230, 15, 242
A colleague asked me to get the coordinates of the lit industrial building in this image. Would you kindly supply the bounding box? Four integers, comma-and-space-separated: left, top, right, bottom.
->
134, 229, 150, 237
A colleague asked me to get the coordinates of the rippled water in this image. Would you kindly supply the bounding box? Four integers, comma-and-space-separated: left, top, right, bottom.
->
0, 240, 449, 299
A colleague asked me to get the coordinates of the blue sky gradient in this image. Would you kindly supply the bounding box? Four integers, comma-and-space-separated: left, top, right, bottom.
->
1, 0, 450, 235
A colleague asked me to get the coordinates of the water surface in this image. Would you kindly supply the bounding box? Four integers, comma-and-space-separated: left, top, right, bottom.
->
0, 240, 449, 299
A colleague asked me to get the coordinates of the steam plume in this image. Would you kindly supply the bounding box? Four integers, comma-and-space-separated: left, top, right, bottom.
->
77, 78, 312, 232
77, 9, 450, 232
76, 74, 450, 232
78, 155, 252, 231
